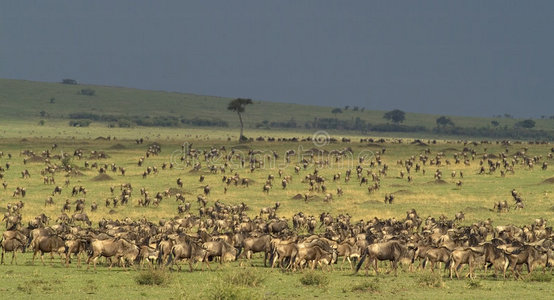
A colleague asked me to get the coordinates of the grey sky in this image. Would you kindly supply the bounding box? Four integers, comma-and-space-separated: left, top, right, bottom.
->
1, 1, 553, 118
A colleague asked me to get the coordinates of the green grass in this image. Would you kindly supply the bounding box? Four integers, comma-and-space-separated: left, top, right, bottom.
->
2, 78, 553, 133
0, 123, 553, 298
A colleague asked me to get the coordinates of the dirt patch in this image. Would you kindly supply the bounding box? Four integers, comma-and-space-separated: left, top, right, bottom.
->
188, 169, 212, 174
362, 200, 382, 205
26, 155, 45, 162
305, 195, 323, 202
541, 177, 554, 184
366, 143, 383, 147
95, 136, 110, 140
464, 206, 490, 212
109, 143, 127, 150
427, 179, 448, 185
231, 145, 251, 150
168, 188, 193, 195
393, 189, 414, 195
291, 193, 305, 200
441, 148, 459, 152
92, 173, 113, 181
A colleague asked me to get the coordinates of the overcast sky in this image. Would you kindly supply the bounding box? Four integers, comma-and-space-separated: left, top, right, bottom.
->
1, 1, 553, 118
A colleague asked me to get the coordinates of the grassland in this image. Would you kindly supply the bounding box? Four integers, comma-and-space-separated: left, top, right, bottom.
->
0, 79, 553, 299
3, 78, 554, 132
0, 124, 553, 299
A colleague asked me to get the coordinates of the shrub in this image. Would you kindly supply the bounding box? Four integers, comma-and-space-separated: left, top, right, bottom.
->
223, 267, 265, 287
466, 279, 482, 289
135, 268, 171, 286
207, 281, 257, 300
417, 272, 445, 288
299, 271, 329, 287
351, 279, 380, 293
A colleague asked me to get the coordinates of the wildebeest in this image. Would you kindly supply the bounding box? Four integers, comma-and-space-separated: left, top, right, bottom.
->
166, 239, 209, 271
30, 235, 65, 265
87, 238, 139, 270
0, 231, 28, 264
237, 234, 272, 266
356, 240, 409, 275
203, 240, 238, 265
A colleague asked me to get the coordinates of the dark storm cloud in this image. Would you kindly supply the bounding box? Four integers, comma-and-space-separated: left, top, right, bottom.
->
1, 1, 553, 117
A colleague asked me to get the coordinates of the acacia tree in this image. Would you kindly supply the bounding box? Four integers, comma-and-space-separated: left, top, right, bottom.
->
227, 98, 253, 141
436, 116, 455, 128
383, 109, 405, 124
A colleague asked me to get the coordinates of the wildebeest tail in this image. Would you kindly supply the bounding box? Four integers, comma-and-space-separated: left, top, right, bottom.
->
166, 248, 174, 266
355, 254, 367, 273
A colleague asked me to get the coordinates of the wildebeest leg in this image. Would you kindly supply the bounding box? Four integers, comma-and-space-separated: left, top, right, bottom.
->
12, 251, 16, 264
1, 249, 4, 264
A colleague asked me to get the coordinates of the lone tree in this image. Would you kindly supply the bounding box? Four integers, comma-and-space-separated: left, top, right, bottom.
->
491, 120, 500, 127
227, 98, 253, 141
515, 119, 536, 129
331, 108, 343, 115
383, 109, 405, 124
436, 116, 455, 128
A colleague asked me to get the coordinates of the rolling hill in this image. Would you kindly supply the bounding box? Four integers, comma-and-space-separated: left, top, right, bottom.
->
1, 78, 553, 136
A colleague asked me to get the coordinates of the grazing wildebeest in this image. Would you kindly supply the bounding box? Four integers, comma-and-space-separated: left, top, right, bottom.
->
137, 245, 159, 268
64, 238, 88, 267
270, 239, 298, 269
294, 243, 337, 271
266, 219, 289, 234
30, 235, 65, 265
481, 243, 509, 278
203, 240, 238, 265
1, 231, 28, 264
356, 241, 409, 275
72, 213, 92, 227
505, 245, 545, 278
336, 241, 361, 270
166, 241, 209, 271
87, 238, 139, 270
237, 234, 272, 266
422, 246, 452, 272
449, 247, 484, 279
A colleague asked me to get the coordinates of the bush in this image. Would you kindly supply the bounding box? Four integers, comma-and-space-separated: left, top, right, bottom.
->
223, 267, 265, 287
135, 269, 171, 286
207, 281, 257, 300
299, 271, 329, 287
38, 120, 45, 126
351, 279, 380, 293
466, 279, 482, 289
417, 272, 445, 288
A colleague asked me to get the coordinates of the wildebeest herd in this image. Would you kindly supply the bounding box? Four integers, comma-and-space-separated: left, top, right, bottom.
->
0, 138, 552, 281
